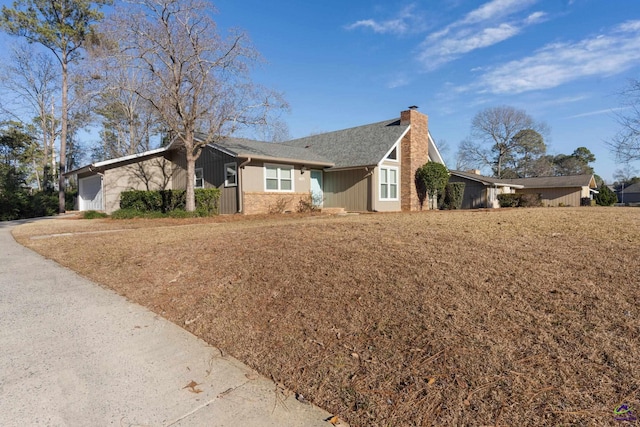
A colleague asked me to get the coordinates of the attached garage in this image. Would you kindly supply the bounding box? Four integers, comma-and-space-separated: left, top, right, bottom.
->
78, 174, 103, 211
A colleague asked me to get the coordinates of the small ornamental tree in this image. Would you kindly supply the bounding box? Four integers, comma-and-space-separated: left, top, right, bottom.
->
415, 162, 449, 210
594, 184, 617, 206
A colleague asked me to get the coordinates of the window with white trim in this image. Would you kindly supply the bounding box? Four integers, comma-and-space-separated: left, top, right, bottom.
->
194, 168, 204, 188
379, 166, 398, 200
224, 162, 237, 187
265, 164, 293, 191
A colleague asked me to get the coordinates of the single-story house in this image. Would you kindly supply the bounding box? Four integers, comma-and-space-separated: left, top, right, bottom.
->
448, 170, 524, 209
448, 171, 598, 208
506, 174, 598, 207
617, 182, 640, 204
66, 107, 445, 214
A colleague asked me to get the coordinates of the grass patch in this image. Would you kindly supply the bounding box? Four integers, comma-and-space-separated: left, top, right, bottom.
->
13, 208, 640, 426
82, 210, 109, 219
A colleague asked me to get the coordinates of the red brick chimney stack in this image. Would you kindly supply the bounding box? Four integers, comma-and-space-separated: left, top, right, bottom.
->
399, 107, 430, 211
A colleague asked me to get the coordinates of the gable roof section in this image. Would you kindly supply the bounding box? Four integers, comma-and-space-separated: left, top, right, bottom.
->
282, 119, 410, 169
505, 174, 596, 189
65, 141, 176, 176
449, 170, 524, 188
212, 137, 334, 167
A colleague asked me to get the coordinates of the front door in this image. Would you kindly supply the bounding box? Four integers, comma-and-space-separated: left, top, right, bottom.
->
310, 170, 323, 207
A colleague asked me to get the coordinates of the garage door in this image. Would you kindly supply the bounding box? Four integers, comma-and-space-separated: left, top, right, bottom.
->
79, 175, 103, 211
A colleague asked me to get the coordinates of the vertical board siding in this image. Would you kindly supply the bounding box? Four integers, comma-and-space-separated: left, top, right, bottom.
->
450, 176, 487, 209
517, 187, 580, 207
170, 147, 239, 214
324, 169, 370, 211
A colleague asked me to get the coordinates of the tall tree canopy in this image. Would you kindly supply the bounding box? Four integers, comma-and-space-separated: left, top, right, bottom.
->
1, 0, 111, 212
99, 0, 286, 211
458, 106, 548, 178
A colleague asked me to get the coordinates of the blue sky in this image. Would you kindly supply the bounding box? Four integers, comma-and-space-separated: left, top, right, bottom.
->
209, 0, 640, 182
1, 0, 639, 182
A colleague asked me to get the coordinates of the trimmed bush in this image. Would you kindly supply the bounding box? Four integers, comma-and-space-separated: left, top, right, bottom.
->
497, 194, 519, 207
119, 188, 220, 216
497, 193, 542, 208
442, 182, 465, 210
519, 193, 542, 207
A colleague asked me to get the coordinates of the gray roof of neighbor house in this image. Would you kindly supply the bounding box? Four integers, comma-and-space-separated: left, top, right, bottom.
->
505, 174, 596, 188
282, 119, 410, 169
449, 170, 524, 188
211, 137, 334, 167
622, 182, 640, 193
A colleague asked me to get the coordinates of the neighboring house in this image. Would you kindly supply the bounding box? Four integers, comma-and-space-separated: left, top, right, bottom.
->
66, 108, 446, 214
448, 170, 523, 209
617, 182, 640, 204
506, 174, 598, 207
448, 171, 598, 208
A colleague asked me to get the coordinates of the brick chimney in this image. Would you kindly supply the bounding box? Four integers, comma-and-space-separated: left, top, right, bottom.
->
399, 107, 429, 211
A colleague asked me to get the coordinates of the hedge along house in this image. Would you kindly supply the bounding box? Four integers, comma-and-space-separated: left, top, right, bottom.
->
66, 108, 445, 214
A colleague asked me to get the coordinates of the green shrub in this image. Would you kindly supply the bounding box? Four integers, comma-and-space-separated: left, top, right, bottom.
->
194, 188, 220, 216
498, 194, 519, 207
594, 184, 617, 206
415, 163, 449, 210
119, 188, 220, 216
83, 210, 108, 219
442, 182, 465, 209
519, 193, 542, 207
497, 193, 542, 208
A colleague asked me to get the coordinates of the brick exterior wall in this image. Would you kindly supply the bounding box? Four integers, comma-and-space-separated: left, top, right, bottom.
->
400, 109, 430, 211
243, 192, 310, 214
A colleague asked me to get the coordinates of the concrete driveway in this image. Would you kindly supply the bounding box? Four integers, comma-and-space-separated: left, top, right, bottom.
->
0, 218, 334, 426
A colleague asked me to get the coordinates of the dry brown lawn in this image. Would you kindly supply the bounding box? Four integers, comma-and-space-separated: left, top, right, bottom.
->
13, 207, 640, 426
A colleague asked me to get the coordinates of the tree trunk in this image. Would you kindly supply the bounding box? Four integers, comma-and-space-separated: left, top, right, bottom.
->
185, 151, 196, 212
58, 55, 68, 213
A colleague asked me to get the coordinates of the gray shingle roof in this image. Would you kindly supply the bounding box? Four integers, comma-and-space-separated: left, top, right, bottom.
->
282, 119, 409, 169
449, 170, 519, 186
622, 182, 640, 192
505, 174, 595, 188
213, 137, 334, 166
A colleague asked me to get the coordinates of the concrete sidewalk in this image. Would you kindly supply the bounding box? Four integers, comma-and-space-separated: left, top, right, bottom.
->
0, 219, 334, 426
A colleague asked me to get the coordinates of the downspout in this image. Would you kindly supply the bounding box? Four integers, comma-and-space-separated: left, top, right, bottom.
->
237, 157, 251, 213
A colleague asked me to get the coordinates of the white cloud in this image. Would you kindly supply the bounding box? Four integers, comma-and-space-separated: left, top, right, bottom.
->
417, 0, 543, 70
461, 0, 536, 25
345, 4, 424, 35
387, 75, 410, 89
472, 20, 640, 94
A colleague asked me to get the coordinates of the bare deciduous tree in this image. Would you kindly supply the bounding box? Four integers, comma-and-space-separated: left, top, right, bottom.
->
85, 36, 159, 159
609, 79, 640, 164
460, 106, 548, 178
104, 0, 287, 211
0, 43, 59, 190
1, 0, 111, 212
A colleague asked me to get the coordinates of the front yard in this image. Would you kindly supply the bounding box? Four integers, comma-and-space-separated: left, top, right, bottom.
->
13, 207, 640, 426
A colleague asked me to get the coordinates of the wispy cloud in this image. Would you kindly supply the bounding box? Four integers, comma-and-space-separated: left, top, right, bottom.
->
470, 20, 640, 94
387, 74, 410, 89
566, 107, 628, 119
417, 0, 545, 70
345, 4, 424, 35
